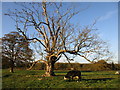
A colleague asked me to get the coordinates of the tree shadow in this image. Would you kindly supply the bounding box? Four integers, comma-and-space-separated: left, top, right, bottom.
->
81, 71, 93, 72
82, 78, 114, 81
64, 78, 114, 82
54, 75, 65, 77
3, 74, 12, 78
55, 71, 68, 73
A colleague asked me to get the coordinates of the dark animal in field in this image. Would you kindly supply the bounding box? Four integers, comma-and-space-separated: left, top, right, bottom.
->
64, 70, 81, 81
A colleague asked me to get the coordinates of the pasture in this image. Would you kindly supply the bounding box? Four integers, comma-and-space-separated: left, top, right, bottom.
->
2, 69, 120, 88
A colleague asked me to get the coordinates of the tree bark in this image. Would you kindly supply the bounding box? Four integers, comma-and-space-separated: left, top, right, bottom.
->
45, 61, 55, 76
10, 60, 14, 73
10, 66, 14, 73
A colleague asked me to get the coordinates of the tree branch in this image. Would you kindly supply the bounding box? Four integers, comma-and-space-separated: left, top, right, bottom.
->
27, 59, 47, 70
17, 27, 46, 48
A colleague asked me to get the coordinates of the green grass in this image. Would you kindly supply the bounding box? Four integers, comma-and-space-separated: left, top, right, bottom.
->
2, 69, 120, 88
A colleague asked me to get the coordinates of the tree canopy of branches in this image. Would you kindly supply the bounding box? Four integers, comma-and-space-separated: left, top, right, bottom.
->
5, 2, 112, 76
2, 32, 33, 73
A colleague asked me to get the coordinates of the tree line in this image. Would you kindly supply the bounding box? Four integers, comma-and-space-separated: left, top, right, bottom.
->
2, 59, 120, 71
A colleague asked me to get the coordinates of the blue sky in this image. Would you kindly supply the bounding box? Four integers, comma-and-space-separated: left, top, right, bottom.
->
2, 2, 118, 63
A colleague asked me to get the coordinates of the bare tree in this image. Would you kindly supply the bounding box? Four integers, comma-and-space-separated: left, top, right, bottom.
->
5, 2, 112, 76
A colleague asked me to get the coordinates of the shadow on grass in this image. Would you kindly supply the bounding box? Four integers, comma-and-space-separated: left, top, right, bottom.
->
55, 70, 93, 73
55, 71, 68, 73
82, 78, 114, 81
81, 71, 93, 72
55, 75, 65, 77
64, 78, 114, 82
3, 74, 12, 78
55, 74, 88, 76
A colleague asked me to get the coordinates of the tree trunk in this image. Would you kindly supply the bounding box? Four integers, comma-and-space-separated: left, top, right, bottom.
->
45, 61, 55, 76
10, 66, 14, 73
10, 60, 14, 73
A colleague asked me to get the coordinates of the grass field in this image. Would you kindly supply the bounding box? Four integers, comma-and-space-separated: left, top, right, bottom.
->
2, 69, 120, 88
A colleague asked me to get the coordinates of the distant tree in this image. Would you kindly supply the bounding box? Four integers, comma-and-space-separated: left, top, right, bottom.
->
93, 60, 111, 71
5, 2, 112, 76
111, 62, 116, 70
94, 60, 108, 64
2, 32, 33, 72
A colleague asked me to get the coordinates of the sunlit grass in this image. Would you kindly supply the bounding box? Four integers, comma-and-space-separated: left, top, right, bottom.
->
2, 69, 120, 88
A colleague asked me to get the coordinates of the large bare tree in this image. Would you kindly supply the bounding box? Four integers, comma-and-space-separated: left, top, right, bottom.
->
5, 2, 112, 76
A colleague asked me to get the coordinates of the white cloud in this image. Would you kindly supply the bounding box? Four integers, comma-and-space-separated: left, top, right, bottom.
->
98, 10, 117, 22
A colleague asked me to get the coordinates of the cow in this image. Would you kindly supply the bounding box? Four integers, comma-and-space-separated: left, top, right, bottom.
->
64, 70, 81, 81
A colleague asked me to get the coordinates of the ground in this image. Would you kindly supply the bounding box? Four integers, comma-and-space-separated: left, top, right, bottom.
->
2, 69, 120, 88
